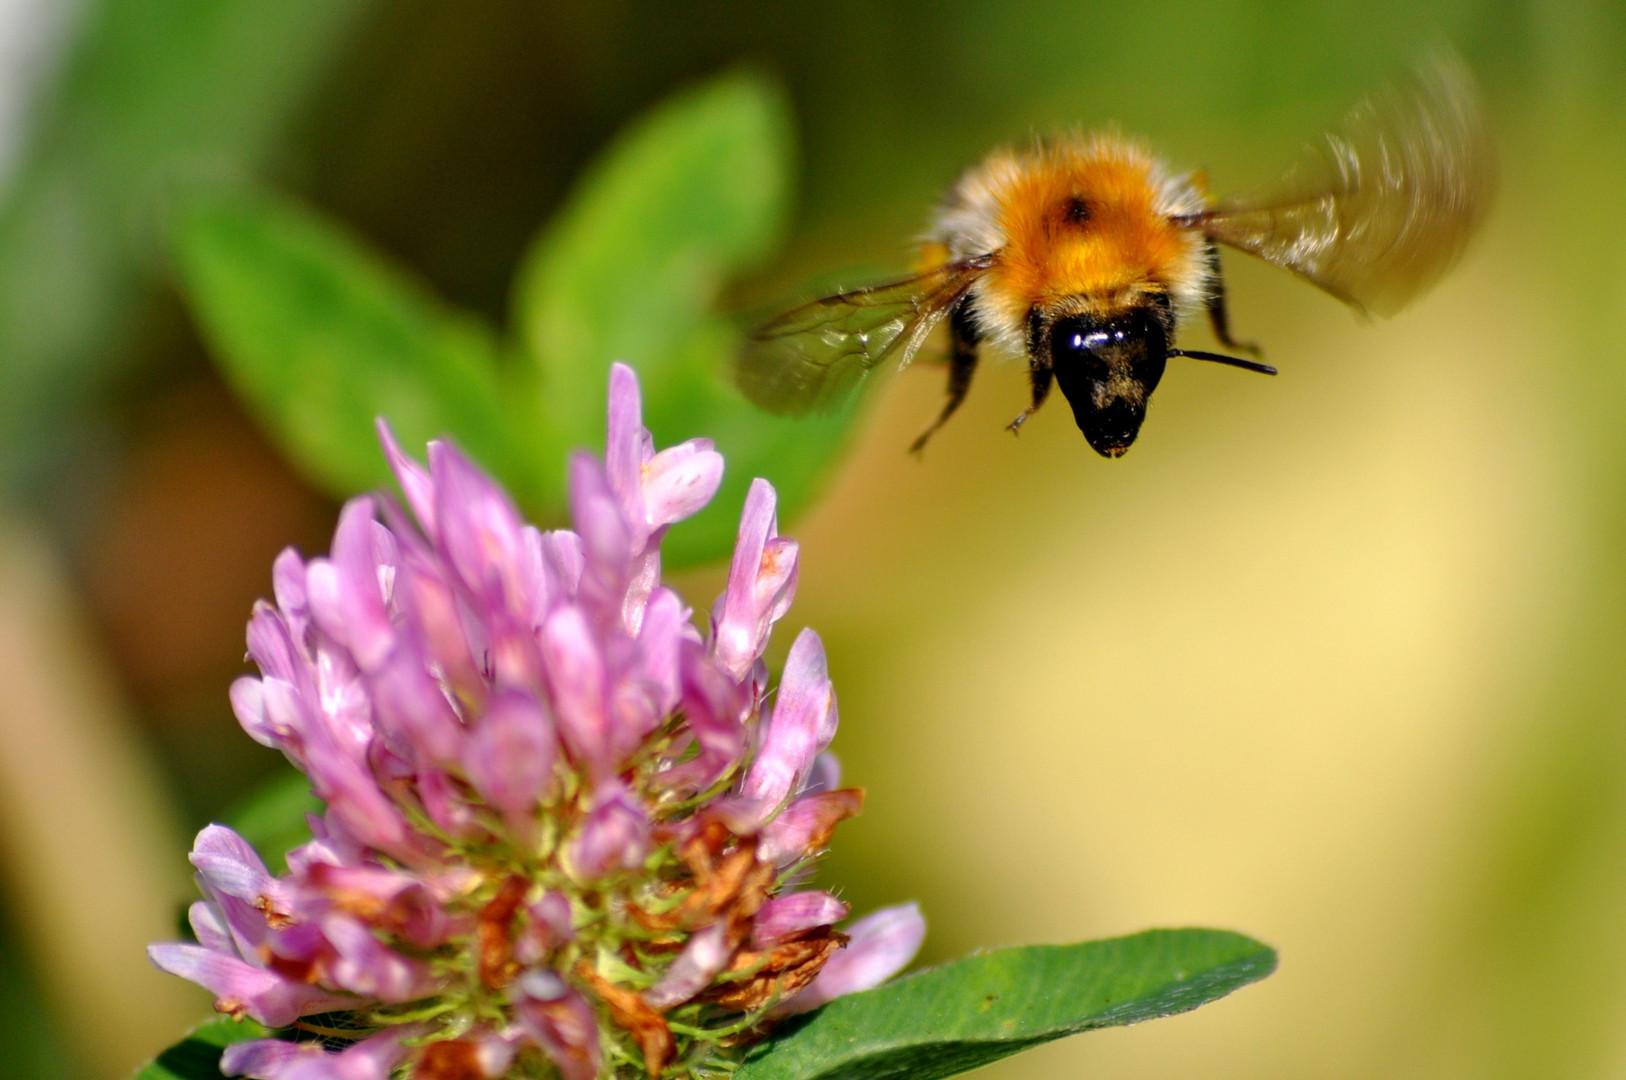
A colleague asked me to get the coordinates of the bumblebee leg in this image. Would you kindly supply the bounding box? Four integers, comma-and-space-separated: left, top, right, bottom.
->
1007, 358, 1053, 434
909, 300, 980, 454
1204, 243, 1262, 357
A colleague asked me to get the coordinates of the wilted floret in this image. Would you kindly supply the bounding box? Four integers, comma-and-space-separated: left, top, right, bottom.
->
149, 364, 924, 1080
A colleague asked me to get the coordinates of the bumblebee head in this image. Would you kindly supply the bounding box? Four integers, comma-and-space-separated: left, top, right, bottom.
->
1048, 308, 1169, 458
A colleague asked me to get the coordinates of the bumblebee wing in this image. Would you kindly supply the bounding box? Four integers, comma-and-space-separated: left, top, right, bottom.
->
735, 258, 992, 415
1197, 55, 1495, 317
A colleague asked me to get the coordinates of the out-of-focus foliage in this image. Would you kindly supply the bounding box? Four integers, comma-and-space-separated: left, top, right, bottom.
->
0, 0, 376, 501
174, 73, 857, 567
513, 72, 854, 564
174, 194, 524, 504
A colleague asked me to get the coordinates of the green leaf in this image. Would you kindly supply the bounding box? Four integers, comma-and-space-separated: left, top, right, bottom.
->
515, 70, 858, 565
134, 1017, 267, 1080
0, 0, 376, 499
223, 767, 323, 874
172, 192, 545, 509
515, 70, 791, 449
736, 929, 1276, 1080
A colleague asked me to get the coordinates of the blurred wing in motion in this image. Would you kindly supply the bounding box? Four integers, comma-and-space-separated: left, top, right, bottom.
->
736, 257, 993, 415
1198, 55, 1496, 317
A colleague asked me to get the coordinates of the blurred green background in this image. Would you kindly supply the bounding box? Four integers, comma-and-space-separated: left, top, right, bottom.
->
1, 1, 1624, 1078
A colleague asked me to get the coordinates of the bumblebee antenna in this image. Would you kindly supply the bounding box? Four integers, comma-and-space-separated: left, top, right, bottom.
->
1167, 348, 1277, 376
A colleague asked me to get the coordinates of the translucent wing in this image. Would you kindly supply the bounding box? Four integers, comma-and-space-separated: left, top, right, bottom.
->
736, 257, 992, 415
1198, 55, 1496, 317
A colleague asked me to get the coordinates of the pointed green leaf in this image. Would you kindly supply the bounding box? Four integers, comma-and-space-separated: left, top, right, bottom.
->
134, 1017, 267, 1080
515, 71, 856, 565
173, 192, 547, 509
515, 70, 791, 449
736, 929, 1276, 1080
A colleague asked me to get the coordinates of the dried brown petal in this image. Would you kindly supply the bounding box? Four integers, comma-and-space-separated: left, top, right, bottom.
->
701, 929, 846, 1011
412, 1040, 484, 1080
577, 965, 675, 1078
477, 875, 528, 990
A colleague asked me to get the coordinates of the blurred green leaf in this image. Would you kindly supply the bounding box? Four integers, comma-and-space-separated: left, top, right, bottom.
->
737, 929, 1276, 1080
515, 71, 856, 565
172, 192, 544, 508
134, 1017, 267, 1080
223, 767, 322, 874
0, 0, 376, 500
178, 72, 869, 567
514, 70, 790, 448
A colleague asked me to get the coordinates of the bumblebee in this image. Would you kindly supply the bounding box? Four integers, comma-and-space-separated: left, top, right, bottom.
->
737, 57, 1495, 457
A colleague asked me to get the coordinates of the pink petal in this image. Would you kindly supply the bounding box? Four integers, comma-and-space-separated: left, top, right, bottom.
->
751, 891, 850, 948
804, 751, 841, 795
604, 362, 651, 543
759, 788, 864, 866
220, 1037, 326, 1079
540, 530, 584, 604
621, 546, 662, 633
146, 944, 353, 1027
518, 526, 552, 627
568, 453, 633, 610
368, 649, 464, 767
296, 735, 414, 862
271, 548, 312, 647
255, 677, 321, 766
642, 439, 724, 529
741, 628, 837, 811
188, 902, 235, 955
515, 984, 602, 1080
775, 903, 925, 1015
414, 768, 481, 841
567, 783, 649, 881
302, 863, 451, 950
322, 914, 441, 1002
279, 1028, 418, 1080
658, 643, 746, 796
229, 677, 278, 749
430, 441, 529, 611
396, 556, 483, 702
246, 603, 304, 689
306, 497, 396, 672
514, 893, 575, 966
637, 588, 687, 718
712, 479, 798, 679
465, 690, 558, 830
644, 922, 732, 1010
189, 825, 276, 904
539, 605, 610, 776
376, 419, 438, 540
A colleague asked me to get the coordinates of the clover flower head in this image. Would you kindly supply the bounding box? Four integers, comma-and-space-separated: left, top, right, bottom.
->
149, 363, 925, 1080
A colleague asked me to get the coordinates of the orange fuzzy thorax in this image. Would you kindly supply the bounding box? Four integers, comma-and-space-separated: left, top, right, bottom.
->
929, 134, 1209, 358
